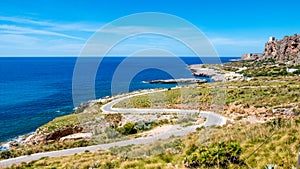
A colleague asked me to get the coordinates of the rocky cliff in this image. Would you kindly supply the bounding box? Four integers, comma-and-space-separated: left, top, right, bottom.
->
242, 34, 300, 65
263, 34, 300, 64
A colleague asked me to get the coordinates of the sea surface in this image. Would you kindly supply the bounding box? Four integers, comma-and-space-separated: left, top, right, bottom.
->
0, 56, 239, 142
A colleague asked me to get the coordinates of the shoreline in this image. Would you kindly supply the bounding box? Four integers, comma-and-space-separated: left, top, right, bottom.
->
0, 57, 238, 145
0, 62, 228, 151
0, 87, 182, 151
0, 86, 228, 167
143, 78, 207, 84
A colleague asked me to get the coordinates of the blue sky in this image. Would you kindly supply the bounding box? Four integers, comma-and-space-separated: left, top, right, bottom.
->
0, 0, 299, 56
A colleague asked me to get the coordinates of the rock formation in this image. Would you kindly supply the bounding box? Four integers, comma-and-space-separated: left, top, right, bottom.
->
241, 53, 263, 60
242, 34, 300, 65
145, 78, 207, 84
263, 34, 300, 64
24, 125, 84, 145
44, 125, 83, 141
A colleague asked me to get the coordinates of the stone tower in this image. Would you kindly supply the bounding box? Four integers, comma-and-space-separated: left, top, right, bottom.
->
268, 36, 275, 42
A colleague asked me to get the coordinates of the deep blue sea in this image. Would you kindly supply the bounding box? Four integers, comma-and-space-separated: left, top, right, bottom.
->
0, 57, 239, 142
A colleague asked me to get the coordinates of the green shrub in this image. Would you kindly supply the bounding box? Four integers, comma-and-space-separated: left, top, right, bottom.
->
118, 122, 137, 135
101, 126, 123, 140
184, 142, 243, 168
134, 121, 154, 131
293, 69, 300, 75
0, 150, 13, 159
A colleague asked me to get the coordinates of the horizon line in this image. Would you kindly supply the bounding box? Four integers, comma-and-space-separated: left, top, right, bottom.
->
0, 55, 241, 58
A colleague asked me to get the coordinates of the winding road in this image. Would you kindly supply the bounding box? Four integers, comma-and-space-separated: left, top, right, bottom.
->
0, 89, 227, 167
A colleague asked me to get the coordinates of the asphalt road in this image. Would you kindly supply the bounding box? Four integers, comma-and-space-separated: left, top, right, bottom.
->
0, 89, 227, 167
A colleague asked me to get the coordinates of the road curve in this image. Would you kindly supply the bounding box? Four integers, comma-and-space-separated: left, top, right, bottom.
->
0, 89, 227, 167
101, 89, 227, 127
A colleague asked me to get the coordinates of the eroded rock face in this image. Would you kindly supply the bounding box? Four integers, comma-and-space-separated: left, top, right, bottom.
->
45, 125, 83, 141
25, 125, 84, 145
263, 34, 300, 65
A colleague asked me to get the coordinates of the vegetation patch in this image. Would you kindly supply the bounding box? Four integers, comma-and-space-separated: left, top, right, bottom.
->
184, 142, 243, 168
37, 114, 80, 134
115, 76, 300, 111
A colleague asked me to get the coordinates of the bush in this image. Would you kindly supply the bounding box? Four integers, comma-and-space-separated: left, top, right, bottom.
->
0, 150, 13, 159
118, 122, 137, 135
134, 121, 154, 131
184, 142, 243, 168
104, 127, 122, 139
293, 69, 300, 75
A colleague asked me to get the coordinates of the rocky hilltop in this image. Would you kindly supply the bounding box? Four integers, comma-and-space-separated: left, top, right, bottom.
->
243, 34, 300, 65
264, 34, 300, 64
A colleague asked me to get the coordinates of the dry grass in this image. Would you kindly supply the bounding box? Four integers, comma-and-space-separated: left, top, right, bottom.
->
183, 118, 300, 168
5, 117, 300, 168
115, 76, 300, 113
37, 114, 80, 134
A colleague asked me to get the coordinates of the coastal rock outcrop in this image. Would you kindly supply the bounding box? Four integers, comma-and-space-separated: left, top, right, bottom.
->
145, 78, 207, 84
188, 65, 219, 77
263, 34, 300, 64
242, 34, 300, 65
25, 125, 84, 145
188, 64, 226, 82
45, 125, 83, 141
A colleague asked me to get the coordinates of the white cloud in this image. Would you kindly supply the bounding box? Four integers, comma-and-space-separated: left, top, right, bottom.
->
0, 16, 107, 55
0, 16, 100, 32
49, 23, 100, 32
0, 34, 38, 44
0, 25, 85, 40
0, 16, 55, 27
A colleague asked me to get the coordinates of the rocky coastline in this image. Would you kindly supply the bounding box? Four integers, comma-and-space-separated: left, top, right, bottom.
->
0, 61, 229, 152
0, 88, 164, 151
188, 64, 219, 77
144, 78, 207, 84
188, 64, 227, 82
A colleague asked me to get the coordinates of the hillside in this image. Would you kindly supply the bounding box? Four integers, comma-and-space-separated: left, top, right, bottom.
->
2, 76, 300, 168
